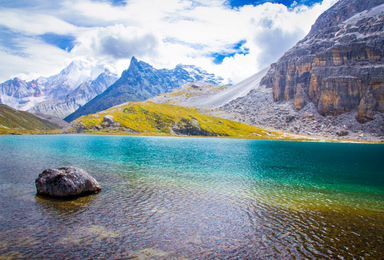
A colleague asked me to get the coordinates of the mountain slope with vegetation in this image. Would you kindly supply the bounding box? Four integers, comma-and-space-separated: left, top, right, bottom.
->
0, 104, 62, 134
68, 101, 286, 139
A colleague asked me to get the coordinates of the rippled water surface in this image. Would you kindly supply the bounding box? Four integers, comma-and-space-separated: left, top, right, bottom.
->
1, 135, 384, 259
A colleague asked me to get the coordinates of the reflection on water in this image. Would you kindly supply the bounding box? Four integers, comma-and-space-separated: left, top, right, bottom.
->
0, 135, 383, 259
35, 194, 95, 214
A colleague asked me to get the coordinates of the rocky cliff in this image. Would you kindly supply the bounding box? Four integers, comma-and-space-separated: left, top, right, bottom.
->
260, 0, 384, 123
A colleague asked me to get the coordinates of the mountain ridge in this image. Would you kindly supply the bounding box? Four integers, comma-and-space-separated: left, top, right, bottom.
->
64, 57, 225, 122
27, 69, 118, 118
0, 61, 118, 118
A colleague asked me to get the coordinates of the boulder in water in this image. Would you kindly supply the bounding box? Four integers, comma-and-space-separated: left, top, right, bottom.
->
35, 166, 102, 198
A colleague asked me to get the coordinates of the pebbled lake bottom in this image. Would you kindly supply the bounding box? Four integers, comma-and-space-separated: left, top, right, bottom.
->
0, 135, 383, 259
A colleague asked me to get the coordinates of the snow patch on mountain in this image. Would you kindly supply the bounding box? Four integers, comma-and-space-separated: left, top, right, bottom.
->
0, 61, 118, 118
344, 4, 384, 25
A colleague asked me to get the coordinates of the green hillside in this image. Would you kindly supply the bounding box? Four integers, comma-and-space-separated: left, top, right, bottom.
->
70, 101, 279, 139
0, 104, 62, 134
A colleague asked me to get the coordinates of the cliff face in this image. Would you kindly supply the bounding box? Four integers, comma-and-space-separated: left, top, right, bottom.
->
260, 0, 384, 123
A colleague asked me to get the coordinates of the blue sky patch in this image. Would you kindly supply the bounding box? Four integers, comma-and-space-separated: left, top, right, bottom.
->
164, 38, 206, 50
0, 26, 24, 51
39, 33, 76, 52
109, 0, 127, 6
211, 40, 249, 64
229, 0, 323, 8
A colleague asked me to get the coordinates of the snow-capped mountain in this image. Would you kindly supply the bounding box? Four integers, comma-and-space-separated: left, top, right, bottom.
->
36, 60, 104, 98
0, 78, 46, 111
28, 69, 118, 118
64, 57, 225, 122
0, 61, 118, 118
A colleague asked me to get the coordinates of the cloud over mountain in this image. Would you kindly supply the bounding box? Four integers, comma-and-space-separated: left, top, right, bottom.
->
0, 0, 338, 84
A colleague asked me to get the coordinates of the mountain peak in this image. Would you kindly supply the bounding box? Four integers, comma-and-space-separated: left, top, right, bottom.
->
63, 60, 89, 73
64, 58, 225, 122
11, 77, 24, 83
130, 56, 138, 65
309, 0, 384, 36
124, 56, 140, 72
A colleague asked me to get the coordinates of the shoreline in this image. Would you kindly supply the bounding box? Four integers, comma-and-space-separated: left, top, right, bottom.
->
1, 129, 382, 144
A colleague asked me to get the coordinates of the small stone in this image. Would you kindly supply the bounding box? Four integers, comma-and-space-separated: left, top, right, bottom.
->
35, 166, 101, 198
101, 115, 120, 128
302, 112, 314, 120
336, 130, 349, 136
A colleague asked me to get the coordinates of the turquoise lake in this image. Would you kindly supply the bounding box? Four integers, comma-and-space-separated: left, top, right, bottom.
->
0, 135, 383, 259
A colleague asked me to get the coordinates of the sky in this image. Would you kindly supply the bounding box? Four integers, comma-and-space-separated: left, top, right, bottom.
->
0, 0, 338, 84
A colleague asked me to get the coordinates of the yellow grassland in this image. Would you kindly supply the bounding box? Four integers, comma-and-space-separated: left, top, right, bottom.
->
74, 101, 278, 139
71, 101, 353, 142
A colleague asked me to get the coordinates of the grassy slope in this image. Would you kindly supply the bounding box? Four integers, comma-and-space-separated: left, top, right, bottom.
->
0, 104, 62, 134
73, 101, 280, 139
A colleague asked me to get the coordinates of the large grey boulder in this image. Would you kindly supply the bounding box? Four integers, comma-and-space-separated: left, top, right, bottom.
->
35, 166, 102, 198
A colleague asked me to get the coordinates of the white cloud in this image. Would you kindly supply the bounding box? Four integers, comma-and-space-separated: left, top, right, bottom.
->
0, 0, 339, 83
0, 8, 77, 35
0, 37, 73, 81
72, 25, 160, 60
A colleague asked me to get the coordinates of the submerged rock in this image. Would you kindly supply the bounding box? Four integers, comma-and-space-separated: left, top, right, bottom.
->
35, 166, 101, 198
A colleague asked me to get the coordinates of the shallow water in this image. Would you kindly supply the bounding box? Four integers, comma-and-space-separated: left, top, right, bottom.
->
0, 135, 383, 259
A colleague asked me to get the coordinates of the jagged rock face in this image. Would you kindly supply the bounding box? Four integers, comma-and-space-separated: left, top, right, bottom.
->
260, 0, 384, 122
64, 57, 225, 122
